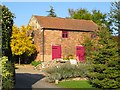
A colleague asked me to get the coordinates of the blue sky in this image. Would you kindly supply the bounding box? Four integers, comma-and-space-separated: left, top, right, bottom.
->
3, 2, 111, 27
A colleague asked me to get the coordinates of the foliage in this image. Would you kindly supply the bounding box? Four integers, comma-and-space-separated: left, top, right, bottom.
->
45, 62, 90, 83
81, 33, 98, 62
31, 61, 42, 67
81, 34, 93, 57
58, 80, 93, 88
47, 6, 57, 17
113, 36, 120, 55
0, 56, 14, 89
88, 27, 120, 89
109, 1, 120, 35
11, 25, 36, 56
68, 8, 92, 20
1, 5, 15, 89
68, 8, 111, 29
1, 5, 15, 61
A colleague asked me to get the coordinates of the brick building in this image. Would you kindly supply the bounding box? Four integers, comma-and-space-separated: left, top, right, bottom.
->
28, 15, 98, 62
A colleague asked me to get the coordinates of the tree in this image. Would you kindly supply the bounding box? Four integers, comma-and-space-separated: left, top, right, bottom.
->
1, 5, 15, 89
109, 1, 120, 36
47, 6, 57, 17
81, 33, 97, 62
88, 27, 120, 89
11, 25, 36, 64
92, 10, 111, 28
68, 8, 111, 29
68, 8, 92, 20
0, 6, 2, 58
1, 5, 15, 61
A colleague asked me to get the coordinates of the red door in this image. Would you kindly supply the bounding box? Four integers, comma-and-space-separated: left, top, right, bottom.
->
76, 45, 85, 61
52, 45, 61, 60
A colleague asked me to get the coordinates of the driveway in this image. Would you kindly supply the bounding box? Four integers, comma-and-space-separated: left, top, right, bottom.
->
15, 64, 60, 89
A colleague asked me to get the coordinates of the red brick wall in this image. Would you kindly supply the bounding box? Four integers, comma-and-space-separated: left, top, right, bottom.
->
43, 29, 91, 61
28, 16, 94, 61
31, 29, 42, 61
28, 29, 91, 61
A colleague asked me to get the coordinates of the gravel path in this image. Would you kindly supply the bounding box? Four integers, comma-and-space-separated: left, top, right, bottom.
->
15, 64, 60, 89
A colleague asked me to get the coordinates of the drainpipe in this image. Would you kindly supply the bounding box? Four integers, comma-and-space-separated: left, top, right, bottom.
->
41, 27, 44, 62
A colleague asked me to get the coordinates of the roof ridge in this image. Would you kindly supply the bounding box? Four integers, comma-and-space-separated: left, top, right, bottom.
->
33, 15, 93, 21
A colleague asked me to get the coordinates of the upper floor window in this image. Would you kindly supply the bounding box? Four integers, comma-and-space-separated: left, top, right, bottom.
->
62, 31, 68, 38
91, 33, 96, 39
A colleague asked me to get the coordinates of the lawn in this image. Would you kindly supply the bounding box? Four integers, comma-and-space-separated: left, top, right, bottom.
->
57, 80, 93, 88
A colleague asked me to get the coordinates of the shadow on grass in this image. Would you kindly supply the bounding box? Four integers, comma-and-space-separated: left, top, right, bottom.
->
15, 73, 45, 90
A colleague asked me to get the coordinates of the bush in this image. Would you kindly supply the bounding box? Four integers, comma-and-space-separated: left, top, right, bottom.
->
45, 62, 90, 83
31, 61, 42, 67
0, 56, 14, 89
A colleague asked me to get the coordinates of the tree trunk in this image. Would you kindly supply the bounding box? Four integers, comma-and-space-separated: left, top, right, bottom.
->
19, 56, 20, 65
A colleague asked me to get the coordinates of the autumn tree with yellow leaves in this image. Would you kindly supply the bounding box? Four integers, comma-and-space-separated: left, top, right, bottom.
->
11, 25, 35, 64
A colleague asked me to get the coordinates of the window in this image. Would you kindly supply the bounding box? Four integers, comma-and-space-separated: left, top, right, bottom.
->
62, 31, 68, 38
91, 33, 96, 39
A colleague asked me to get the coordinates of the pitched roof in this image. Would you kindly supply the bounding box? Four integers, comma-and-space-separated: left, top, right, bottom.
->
34, 15, 98, 31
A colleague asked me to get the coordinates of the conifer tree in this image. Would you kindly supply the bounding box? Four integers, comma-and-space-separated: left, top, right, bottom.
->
109, 1, 120, 35
88, 27, 120, 89
47, 6, 57, 17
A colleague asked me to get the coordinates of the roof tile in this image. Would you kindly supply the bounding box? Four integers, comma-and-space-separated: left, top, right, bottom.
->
34, 15, 98, 31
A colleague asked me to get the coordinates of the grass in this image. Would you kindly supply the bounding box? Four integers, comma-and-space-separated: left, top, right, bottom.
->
57, 80, 93, 88
31, 61, 42, 67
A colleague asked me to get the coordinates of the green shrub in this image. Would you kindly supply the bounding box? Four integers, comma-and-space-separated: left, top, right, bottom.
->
45, 62, 90, 83
46, 73, 61, 83
0, 56, 14, 89
31, 61, 41, 67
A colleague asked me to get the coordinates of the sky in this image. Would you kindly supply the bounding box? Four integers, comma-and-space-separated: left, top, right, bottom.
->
2, 2, 111, 27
